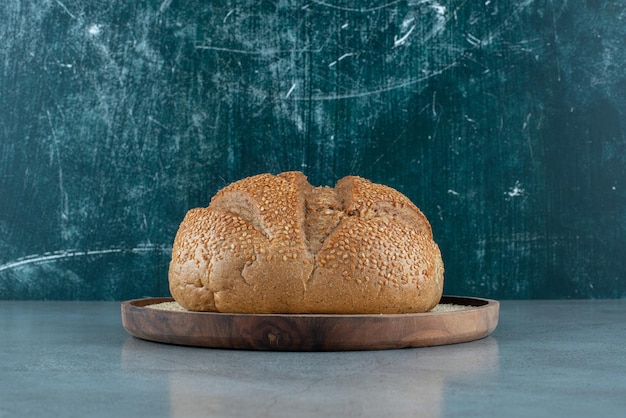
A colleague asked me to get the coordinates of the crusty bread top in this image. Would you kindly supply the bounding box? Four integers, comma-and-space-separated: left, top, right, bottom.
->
169, 172, 444, 314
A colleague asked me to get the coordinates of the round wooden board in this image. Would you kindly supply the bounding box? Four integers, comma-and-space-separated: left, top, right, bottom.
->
121, 296, 499, 351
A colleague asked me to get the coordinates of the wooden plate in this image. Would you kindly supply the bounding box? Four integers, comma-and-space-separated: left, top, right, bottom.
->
121, 296, 499, 351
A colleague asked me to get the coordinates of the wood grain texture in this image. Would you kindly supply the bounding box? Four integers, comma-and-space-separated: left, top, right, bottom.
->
121, 296, 499, 351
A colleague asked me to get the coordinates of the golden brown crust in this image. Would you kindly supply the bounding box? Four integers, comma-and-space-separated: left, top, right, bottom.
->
168, 172, 444, 314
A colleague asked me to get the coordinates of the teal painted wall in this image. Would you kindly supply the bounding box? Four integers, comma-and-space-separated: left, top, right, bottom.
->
1, 0, 625, 300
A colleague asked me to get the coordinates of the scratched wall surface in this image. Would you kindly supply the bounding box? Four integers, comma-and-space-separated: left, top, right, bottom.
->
1, 0, 625, 300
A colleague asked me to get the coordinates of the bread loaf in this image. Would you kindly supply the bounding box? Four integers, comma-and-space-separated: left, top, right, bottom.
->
168, 172, 444, 314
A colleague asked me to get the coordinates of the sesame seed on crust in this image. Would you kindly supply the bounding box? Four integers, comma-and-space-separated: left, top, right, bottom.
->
168, 171, 444, 314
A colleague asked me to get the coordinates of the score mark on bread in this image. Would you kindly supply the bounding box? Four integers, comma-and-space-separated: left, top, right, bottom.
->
169, 172, 444, 314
